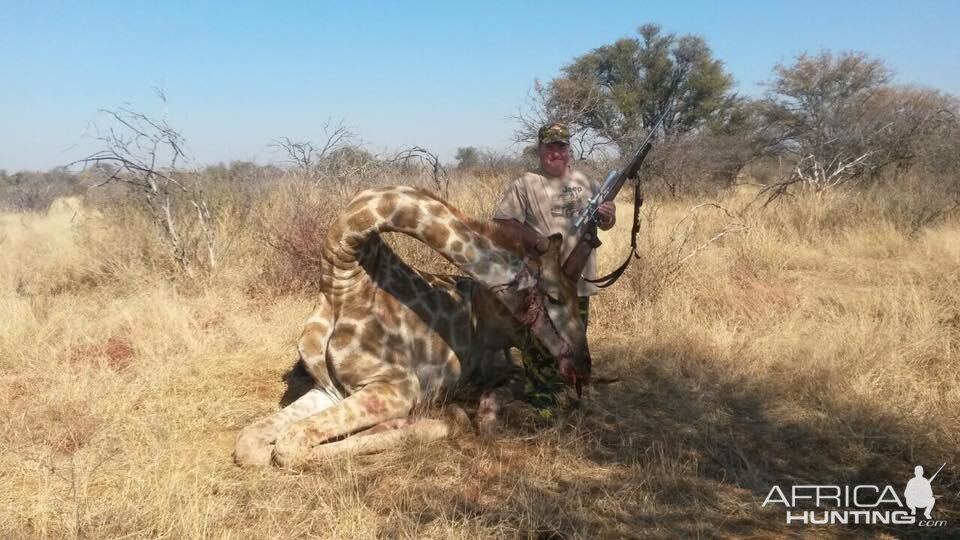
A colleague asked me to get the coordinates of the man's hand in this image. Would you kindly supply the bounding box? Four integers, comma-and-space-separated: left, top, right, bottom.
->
597, 201, 617, 230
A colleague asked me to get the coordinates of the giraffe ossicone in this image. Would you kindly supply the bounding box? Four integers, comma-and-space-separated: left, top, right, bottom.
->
235, 186, 590, 469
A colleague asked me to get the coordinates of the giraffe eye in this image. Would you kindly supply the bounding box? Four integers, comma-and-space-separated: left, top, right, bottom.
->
545, 293, 563, 305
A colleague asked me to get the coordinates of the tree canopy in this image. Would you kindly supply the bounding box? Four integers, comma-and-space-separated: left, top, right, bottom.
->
520, 23, 737, 157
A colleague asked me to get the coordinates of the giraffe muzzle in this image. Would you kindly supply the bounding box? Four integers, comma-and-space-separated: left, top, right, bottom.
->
558, 352, 592, 393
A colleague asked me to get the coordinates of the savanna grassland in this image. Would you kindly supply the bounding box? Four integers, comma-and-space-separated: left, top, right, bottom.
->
1, 170, 958, 539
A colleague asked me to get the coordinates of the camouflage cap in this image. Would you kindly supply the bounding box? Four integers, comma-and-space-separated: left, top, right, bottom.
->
538, 122, 570, 145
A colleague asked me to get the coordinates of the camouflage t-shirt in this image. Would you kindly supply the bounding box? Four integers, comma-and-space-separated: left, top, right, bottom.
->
492, 170, 600, 296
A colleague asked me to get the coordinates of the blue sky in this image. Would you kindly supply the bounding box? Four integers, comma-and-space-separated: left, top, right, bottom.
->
1, 1, 958, 172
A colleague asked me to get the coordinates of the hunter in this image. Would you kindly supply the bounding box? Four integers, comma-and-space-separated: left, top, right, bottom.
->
492, 122, 616, 415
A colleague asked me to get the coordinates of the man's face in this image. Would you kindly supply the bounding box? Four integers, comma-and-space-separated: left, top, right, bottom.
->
538, 141, 570, 178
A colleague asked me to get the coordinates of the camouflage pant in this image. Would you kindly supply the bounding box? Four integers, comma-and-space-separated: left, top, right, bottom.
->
519, 297, 590, 417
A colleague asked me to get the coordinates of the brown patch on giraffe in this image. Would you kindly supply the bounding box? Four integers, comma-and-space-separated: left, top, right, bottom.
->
341, 302, 369, 322
381, 292, 402, 315
376, 193, 399, 218
393, 204, 421, 230
300, 322, 329, 357
412, 337, 428, 360
363, 394, 387, 415
336, 353, 382, 388
450, 219, 472, 240
326, 221, 345, 242
426, 201, 447, 218
329, 323, 357, 351
463, 246, 477, 261
449, 240, 464, 253
375, 294, 403, 327
384, 333, 404, 355
473, 235, 491, 251
423, 221, 450, 248
346, 208, 377, 233
358, 321, 384, 356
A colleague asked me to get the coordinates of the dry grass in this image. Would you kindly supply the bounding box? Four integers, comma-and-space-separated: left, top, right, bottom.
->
1, 173, 958, 538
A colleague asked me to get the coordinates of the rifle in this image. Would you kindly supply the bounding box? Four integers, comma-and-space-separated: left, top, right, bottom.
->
561, 113, 666, 284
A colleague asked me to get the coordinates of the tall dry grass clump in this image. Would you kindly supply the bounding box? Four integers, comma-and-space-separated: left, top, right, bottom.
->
1, 166, 958, 538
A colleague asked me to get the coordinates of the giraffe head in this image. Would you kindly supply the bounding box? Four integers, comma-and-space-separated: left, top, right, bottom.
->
508, 232, 591, 389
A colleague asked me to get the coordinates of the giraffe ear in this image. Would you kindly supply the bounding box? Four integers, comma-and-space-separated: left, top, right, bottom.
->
545, 233, 563, 253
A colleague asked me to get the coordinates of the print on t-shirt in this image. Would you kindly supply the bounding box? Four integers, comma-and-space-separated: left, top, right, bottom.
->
551, 184, 585, 218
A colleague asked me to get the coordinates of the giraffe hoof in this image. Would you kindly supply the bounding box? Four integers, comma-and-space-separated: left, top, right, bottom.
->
234, 428, 274, 467
272, 430, 312, 470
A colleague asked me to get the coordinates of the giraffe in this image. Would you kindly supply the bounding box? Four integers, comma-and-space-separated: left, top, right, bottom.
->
234, 185, 591, 469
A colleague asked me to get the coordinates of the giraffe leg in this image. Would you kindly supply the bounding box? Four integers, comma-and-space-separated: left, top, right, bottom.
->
304, 418, 451, 460
234, 386, 342, 466
272, 377, 420, 470
267, 394, 470, 464
312, 403, 472, 459
235, 297, 338, 467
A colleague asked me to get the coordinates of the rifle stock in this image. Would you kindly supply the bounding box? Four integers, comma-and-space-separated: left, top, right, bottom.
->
561, 223, 601, 280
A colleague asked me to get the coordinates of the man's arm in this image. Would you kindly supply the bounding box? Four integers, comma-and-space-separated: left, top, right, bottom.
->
492, 177, 541, 249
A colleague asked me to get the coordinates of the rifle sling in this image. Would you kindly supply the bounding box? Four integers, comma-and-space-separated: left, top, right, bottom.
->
586, 173, 643, 289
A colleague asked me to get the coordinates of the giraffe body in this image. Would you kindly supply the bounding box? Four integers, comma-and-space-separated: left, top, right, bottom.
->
235, 186, 588, 469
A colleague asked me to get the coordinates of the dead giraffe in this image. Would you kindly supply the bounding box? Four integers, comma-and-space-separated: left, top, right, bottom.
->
235, 185, 591, 469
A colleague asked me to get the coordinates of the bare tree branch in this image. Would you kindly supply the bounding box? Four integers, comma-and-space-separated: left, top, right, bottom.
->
390, 146, 450, 198
71, 105, 217, 276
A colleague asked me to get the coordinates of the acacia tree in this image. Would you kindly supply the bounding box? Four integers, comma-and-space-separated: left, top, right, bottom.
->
516, 23, 738, 158
455, 147, 480, 170
760, 51, 893, 191
861, 86, 960, 176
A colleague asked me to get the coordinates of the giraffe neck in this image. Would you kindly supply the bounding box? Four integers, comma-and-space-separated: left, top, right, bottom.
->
325, 186, 527, 290
325, 186, 583, 382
